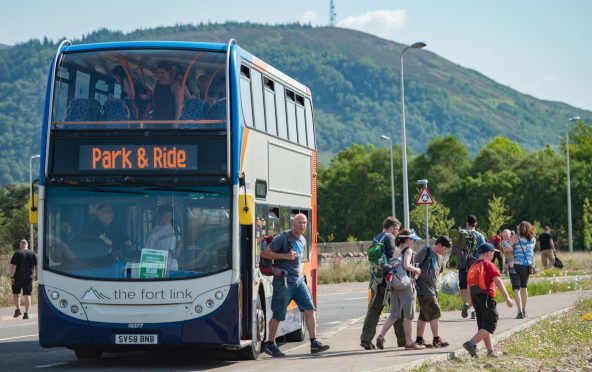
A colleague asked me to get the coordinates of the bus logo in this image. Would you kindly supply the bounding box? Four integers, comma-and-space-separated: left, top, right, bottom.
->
81, 287, 111, 300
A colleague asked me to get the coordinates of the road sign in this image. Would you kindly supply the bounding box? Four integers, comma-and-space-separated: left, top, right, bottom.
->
415, 187, 435, 205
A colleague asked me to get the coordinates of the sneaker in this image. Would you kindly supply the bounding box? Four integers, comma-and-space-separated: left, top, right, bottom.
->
376, 335, 385, 350
310, 340, 330, 354
22, 313, 29, 320
404, 342, 425, 350
463, 341, 478, 357
487, 350, 503, 357
471, 310, 476, 319
360, 340, 375, 350
263, 341, 285, 358
416, 337, 432, 348
13, 309, 21, 318
522, 309, 527, 317
432, 338, 449, 348
516, 311, 524, 319
461, 303, 469, 318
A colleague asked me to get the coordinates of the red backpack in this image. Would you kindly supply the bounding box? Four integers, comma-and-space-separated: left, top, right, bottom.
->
467, 261, 492, 296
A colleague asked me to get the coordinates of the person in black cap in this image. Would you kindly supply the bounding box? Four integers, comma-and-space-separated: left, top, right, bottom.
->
414, 235, 453, 348
463, 242, 513, 358
459, 215, 485, 320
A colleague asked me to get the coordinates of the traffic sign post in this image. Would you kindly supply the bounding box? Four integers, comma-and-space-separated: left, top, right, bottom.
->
416, 180, 435, 247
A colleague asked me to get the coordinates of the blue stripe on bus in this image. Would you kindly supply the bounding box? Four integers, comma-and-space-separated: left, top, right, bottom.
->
38, 59, 55, 186
63, 41, 228, 53
230, 44, 242, 184
38, 284, 240, 347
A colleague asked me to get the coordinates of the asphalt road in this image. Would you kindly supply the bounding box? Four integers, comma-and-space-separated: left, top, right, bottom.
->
0, 282, 371, 371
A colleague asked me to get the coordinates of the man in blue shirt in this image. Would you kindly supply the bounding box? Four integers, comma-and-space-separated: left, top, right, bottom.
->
260, 213, 330, 357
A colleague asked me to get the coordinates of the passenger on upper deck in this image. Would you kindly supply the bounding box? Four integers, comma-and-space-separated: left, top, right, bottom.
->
111, 64, 152, 119
152, 61, 193, 121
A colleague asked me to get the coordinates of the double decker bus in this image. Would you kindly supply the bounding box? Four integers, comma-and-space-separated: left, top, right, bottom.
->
35, 39, 318, 360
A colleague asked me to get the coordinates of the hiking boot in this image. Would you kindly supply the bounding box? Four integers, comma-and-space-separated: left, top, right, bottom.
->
376, 335, 385, 350
310, 340, 330, 354
463, 341, 478, 357
487, 350, 503, 357
404, 342, 425, 350
461, 303, 469, 318
22, 313, 29, 320
471, 310, 476, 319
263, 341, 285, 358
432, 337, 449, 348
360, 340, 375, 350
516, 311, 524, 319
13, 309, 21, 318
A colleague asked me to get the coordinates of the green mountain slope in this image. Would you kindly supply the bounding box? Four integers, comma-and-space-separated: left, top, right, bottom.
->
0, 23, 589, 184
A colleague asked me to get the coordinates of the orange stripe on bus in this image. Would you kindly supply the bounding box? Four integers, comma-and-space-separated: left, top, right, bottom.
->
239, 127, 250, 175
252, 57, 269, 71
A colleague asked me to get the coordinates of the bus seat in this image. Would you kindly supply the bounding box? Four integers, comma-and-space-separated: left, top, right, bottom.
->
179, 98, 208, 120
103, 98, 131, 128
209, 98, 226, 120
64, 98, 90, 122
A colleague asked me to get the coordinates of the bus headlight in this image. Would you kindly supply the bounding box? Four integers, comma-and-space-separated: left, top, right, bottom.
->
59, 299, 68, 308
70, 305, 79, 314
215, 291, 224, 300
206, 299, 215, 308
195, 305, 203, 313
50, 291, 60, 300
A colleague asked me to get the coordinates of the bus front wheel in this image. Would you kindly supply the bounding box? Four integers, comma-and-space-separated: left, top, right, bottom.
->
74, 347, 103, 359
238, 295, 265, 360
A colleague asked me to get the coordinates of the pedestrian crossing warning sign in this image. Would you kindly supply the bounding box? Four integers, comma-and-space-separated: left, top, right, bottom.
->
415, 187, 435, 205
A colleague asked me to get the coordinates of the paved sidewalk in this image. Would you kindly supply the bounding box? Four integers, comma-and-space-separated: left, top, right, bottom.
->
0, 303, 37, 321
232, 290, 591, 372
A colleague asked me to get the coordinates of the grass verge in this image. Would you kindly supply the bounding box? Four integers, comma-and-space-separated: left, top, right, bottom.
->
413, 295, 592, 371
0, 276, 38, 307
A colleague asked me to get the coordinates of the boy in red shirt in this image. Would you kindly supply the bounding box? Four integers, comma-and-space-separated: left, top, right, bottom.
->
463, 242, 513, 357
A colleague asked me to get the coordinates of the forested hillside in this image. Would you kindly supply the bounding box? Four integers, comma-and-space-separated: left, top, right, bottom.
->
0, 22, 590, 184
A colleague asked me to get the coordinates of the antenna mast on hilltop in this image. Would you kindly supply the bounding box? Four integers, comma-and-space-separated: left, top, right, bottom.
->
329, 0, 336, 27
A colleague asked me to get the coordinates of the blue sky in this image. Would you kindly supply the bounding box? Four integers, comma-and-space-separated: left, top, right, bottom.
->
1, 0, 590, 111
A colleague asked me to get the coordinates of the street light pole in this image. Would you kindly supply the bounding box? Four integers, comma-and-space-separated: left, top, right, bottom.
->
566, 116, 580, 253
400, 41, 426, 228
29, 154, 40, 251
380, 135, 395, 218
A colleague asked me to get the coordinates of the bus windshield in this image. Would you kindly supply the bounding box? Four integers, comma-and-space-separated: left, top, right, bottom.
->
44, 185, 231, 280
52, 49, 226, 129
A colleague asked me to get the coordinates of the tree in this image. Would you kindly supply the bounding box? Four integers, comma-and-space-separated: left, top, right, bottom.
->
410, 200, 456, 241
583, 198, 592, 251
485, 195, 511, 238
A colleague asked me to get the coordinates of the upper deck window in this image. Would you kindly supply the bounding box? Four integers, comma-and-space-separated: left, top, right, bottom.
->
52, 49, 227, 130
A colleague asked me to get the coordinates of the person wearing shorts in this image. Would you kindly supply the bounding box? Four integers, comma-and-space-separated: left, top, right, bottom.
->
260, 214, 330, 357
463, 243, 514, 358
506, 221, 536, 319
10, 240, 38, 319
459, 215, 485, 320
414, 235, 452, 348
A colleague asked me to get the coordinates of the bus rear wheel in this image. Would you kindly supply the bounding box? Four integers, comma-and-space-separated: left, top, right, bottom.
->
74, 347, 103, 359
284, 312, 306, 342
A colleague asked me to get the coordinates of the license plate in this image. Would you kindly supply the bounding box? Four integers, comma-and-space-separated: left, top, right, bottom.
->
115, 334, 158, 344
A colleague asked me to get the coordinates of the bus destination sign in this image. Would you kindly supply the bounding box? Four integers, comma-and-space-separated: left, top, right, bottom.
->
79, 145, 198, 171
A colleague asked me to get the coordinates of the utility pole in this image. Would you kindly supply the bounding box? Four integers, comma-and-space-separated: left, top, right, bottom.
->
329, 0, 336, 27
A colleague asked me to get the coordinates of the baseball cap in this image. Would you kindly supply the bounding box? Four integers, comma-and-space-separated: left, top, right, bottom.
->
466, 214, 478, 225
478, 242, 499, 253
435, 235, 452, 248
398, 229, 422, 241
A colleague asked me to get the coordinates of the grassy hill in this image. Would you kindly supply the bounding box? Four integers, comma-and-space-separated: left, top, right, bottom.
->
0, 22, 589, 183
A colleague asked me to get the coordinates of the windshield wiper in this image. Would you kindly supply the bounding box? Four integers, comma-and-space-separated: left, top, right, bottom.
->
123, 177, 222, 195
48, 178, 146, 195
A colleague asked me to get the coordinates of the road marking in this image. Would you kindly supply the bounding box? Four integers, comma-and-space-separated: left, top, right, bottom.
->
286, 315, 365, 354
0, 333, 38, 342
343, 296, 367, 301
36, 362, 69, 368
